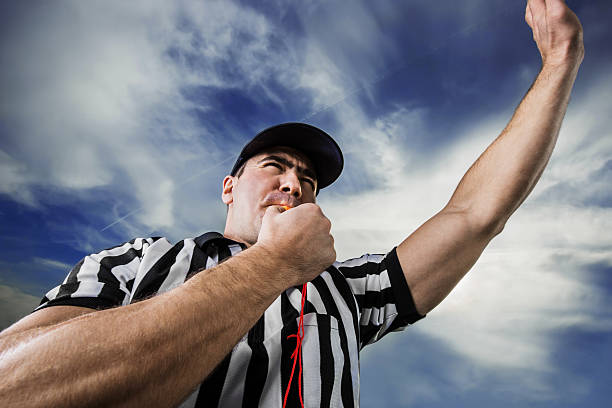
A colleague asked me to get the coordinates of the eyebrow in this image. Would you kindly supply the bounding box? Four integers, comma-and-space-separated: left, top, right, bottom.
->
257, 155, 317, 181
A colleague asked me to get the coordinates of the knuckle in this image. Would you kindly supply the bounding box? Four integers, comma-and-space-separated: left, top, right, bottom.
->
550, 6, 567, 20
310, 203, 322, 213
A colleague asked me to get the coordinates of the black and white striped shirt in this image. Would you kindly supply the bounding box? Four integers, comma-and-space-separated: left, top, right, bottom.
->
37, 232, 424, 407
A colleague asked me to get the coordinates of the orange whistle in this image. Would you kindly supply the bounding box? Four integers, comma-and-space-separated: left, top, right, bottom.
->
281, 205, 291, 211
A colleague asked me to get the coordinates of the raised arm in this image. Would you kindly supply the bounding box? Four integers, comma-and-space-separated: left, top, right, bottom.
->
397, 0, 584, 315
0, 204, 335, 408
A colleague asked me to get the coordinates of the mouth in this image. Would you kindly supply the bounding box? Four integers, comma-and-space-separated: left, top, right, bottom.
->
263, 192, 300, 209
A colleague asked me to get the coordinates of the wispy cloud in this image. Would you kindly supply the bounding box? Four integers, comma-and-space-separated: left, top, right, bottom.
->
0, 150, 38, 207
319, 63, 612, 402
32, 257, 72, 271
1, 0, 295, 238
0, 285, 39, 331
1, 0, 610, 405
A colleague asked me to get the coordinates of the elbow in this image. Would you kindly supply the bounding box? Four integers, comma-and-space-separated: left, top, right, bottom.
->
446, 203, 507, 239
470, 209, 507, 239
481, 217, 506, 238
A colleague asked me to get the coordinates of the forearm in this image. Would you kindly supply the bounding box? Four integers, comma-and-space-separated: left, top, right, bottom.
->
447, 62, 581, 231
0, 245, 286, 408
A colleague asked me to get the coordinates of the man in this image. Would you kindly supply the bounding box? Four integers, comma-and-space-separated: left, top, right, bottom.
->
0, 0, 584, 407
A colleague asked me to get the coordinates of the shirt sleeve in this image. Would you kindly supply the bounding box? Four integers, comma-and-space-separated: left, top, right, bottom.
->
335, 247, 425, 349
35, 237, 159, 312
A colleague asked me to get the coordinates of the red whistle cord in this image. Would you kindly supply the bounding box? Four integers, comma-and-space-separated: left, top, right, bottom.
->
283, 283, 307, 408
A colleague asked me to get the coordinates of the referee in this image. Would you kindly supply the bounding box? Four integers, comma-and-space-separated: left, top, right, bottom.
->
0, 1, 584, 407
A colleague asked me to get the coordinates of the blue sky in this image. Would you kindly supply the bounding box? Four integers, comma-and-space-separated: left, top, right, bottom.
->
1, 0, 611, 406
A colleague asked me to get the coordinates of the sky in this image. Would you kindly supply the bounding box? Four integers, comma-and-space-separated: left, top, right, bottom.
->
1, 0, 611, 406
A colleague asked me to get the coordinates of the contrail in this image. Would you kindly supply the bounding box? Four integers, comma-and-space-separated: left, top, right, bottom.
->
102, 1, 520, 233
100, 156, 234, 232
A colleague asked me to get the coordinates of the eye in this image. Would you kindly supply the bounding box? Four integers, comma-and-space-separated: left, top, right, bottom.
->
264, 162, 283, 170
302, 178, 315, 189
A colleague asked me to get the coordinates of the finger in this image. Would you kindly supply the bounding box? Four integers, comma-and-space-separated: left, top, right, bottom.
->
525, 2, 534, 28
528, 0, 547, 24
264, 205, 284, 217
546, 0, 566, 13
528, 0, 548, 42
546, 0, 569, 20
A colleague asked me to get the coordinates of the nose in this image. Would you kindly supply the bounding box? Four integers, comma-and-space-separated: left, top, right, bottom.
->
279, 170, 302, 199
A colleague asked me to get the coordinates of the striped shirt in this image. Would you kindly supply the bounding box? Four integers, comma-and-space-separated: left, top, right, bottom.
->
37, 232, 424, 407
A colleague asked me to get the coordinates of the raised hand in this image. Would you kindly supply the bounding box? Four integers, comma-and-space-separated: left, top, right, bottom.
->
525, 0, 584, 69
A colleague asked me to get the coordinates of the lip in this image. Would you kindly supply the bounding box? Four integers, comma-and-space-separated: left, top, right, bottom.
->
263, 192, 300, 209
266, 203, 293, 210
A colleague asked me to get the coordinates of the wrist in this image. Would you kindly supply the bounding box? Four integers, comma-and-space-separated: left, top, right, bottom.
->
542, 50, 584, 76
539, 59, 582, 85
241, 244, 293, 293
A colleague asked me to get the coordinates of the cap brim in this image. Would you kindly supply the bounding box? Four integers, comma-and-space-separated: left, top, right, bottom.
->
231, 123, 343, 190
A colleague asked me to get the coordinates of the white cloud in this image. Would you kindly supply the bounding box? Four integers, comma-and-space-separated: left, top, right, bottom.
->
3, 0, 432, 244
319, 66, 612, 398
298, 44, 348, 112
0, 0, 306, 237
295, 0, 400, 110
0, 150, 37, 207
1, 1, 610, 402
2, 2, 192, 226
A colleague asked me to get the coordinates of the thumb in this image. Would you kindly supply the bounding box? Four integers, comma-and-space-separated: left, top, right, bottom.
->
264, 205, 285, 218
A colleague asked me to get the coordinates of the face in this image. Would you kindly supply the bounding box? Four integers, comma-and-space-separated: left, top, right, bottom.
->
222, 146, 318, 246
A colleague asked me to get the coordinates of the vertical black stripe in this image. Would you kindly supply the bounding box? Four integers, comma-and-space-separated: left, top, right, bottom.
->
327, 268, 361, 408
311, 274, 355, 408
360, 326, 378, 348
317, 313, 334, 408
217, 241, 232, 263
126, 278, 135, 292
385, 247, 425, 324
280, 291, 301, 407
193, 239, 236, 407
56, 258, 84, 298
327, 266, 361, 354
131, 241, 185, 301
195, 354, 232, 408
186, 243, 208, 280
97, 247, 143, 306
241, 315, 269, 407
303, 296, 316, 316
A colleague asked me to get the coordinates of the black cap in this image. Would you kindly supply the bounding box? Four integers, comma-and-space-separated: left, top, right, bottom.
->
230, 122, 344, 191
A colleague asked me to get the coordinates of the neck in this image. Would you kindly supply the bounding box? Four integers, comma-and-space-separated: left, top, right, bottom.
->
223, 222, 254, 248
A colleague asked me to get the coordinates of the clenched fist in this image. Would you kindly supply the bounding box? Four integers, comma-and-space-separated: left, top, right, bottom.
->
525, 0, 584, 69
255, 203, 336, 288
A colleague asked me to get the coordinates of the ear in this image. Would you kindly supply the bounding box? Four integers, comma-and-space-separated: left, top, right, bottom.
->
222, 175, 235, 205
